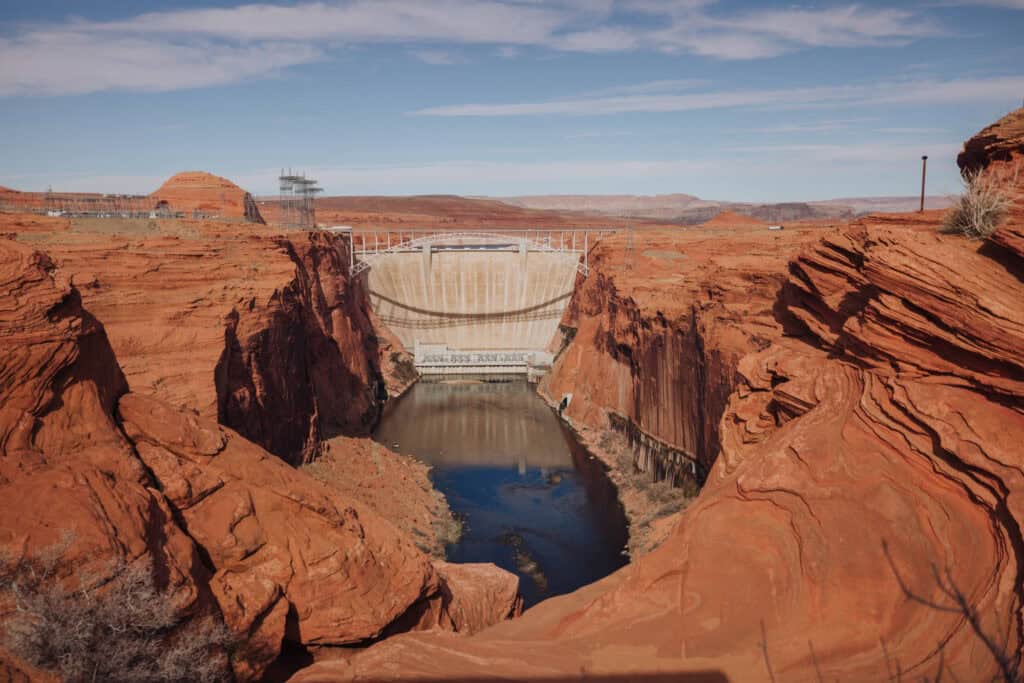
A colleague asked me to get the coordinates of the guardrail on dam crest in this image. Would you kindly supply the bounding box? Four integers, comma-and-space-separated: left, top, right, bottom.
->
325, 227, 616, 373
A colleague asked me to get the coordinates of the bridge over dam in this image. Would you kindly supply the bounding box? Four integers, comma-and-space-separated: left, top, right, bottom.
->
327, 228, 615, 374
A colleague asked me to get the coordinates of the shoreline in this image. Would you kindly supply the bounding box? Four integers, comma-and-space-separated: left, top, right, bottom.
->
536, 384, 695, 557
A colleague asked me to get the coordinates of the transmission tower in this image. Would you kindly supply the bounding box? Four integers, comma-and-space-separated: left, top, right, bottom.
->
279, 169, 322, 229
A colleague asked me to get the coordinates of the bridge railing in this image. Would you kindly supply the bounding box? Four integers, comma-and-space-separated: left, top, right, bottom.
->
323, 227, 618, 277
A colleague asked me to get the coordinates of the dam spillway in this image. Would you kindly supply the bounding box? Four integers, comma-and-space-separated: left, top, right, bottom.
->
342, 230, 611, 373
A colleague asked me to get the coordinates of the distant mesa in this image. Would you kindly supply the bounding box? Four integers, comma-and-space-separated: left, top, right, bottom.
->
0, 171, 265, 224
150, 171, 264, 224
700, 209, 768, 227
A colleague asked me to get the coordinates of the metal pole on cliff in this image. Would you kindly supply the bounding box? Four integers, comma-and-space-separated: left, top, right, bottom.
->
920, 155, 928, 212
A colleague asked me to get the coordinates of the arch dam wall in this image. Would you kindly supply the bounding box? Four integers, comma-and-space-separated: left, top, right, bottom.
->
361, 236, 587, 373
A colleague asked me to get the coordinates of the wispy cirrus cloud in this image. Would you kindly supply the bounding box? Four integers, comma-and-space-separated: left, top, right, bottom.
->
939, 0, 1024, 8
410, 49, 462, 65
0, 31, 321, 96
0, 1, 954, 96
413, 75, 1024, 116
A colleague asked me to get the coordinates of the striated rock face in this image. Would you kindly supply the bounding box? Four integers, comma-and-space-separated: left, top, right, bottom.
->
216, 231, 387, 463
151, 171, 265, 223
0, 238, 212, 665
293, 219, 1024, 683
20, 221, 387, 465
958, 106, 1024, 176
0, 237, 519, 680
292, 114, 1024, 680
540, 226, 820, 485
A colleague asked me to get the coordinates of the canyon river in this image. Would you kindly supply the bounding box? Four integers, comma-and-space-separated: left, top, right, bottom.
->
373, 377, 629, 608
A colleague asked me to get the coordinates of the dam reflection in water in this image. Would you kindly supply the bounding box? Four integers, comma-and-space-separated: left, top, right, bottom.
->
373, 378, 628, 608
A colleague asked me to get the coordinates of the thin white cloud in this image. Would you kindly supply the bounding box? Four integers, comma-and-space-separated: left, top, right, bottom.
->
634, 1, 942, 58
413, 75, 1024, 116
0, 31, 321, 96
941, 0, 1024, 8
0, 1, 962, 96
578, 78, 711, 97
737, 142, 961, 163
747, 118, 874, 134
875, 127, 948, 134
410, 49, 461, 65
90, 0, 571, 45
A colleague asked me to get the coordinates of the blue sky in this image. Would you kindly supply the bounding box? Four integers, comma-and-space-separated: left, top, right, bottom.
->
1, 0, 1022, 201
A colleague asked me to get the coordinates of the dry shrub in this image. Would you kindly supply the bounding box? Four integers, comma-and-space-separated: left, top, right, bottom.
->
942, 167, 1014, 239
0, 542, 233, 683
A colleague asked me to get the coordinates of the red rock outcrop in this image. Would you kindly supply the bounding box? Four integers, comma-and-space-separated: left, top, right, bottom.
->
151, 171, 265, 223
291, 116, 1024, 681
0, 237, 519, 680
958, 106, 1024, 176
0, 239, 212, 663
540, 226, 821, 485
958, 106, 1024, 238
9, 219, 388, 465
302, 437, 456, 559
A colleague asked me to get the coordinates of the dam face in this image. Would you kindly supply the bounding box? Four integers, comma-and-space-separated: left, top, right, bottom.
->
362, 234, 587, 372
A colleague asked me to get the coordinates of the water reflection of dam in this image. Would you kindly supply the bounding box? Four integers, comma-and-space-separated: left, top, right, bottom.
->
375, 380, 571, 469
373, 378, 629, 608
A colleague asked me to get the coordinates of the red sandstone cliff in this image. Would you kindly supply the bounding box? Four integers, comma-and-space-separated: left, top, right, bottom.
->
19, 221, 390, 465
0, 238, 517, 679
151, 171, 265, 223
540, 226, 820, 484
290, 111, 1024, 682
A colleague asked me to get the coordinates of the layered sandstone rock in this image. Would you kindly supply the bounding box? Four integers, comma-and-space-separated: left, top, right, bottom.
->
292, 117, 1024, 682
151, 171, 265, 223
0, 238, 519, 680
958, 106, 1024, 176
117, 393, 449, 676
11, 219, 388, 465
540, 226, 821, 483
0, 239, 213, 666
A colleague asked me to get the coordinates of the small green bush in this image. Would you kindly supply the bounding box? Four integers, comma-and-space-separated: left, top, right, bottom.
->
942, 168, 1012, 239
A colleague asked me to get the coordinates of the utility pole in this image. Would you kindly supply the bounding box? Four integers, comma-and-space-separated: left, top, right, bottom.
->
920, 155, 928, 212
624, 225, 635, 271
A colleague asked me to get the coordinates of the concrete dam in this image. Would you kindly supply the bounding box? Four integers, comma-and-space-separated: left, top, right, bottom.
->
338, 229, 612, 373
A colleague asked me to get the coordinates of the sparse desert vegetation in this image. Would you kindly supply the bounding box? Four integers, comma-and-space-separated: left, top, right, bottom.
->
942, 167, 1015, 239
0, 543, 233, 683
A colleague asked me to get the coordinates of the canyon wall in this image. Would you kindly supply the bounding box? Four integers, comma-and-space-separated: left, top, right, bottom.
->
539, 226, 822, 483
0, 237, 517, 680
294, 109, 1024, 682
17, 220, 391, 465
